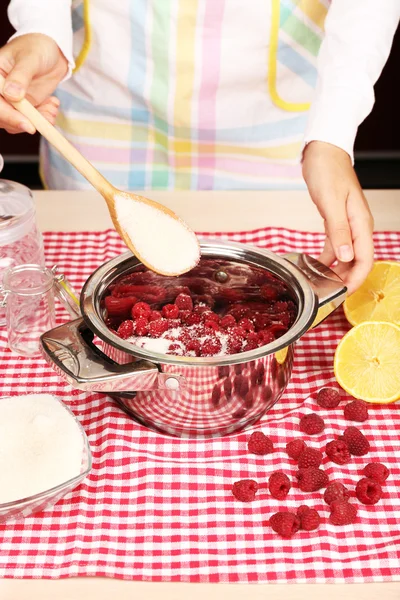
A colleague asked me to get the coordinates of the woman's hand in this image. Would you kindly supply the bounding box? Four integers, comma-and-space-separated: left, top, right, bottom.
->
302, 141, 374, 295
0, 33, 67, 133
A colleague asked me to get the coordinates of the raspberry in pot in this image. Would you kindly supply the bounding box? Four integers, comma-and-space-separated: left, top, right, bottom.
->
149, 310, 162, 321
343, 426, 370, 456
201, 337, 222, 356
220, 315, 236, 330
247, 431, 274, 455
268, 472, 291, 500
296, 467, 329, 492
186, 339, 201, 356
238, 318, 255, 332
131, 301, 152, 319
148, 318, 169, 337
174, 293, 193, 311
316, 387, 341, 409
343, 400, 369, 422
297, 447, 323, 469
162, 303, 180, 319
329, 500, 358, 526
286, 439, 307, 461
355, 477, 383, 505
299, 413, 325, 435
325, 440, 351, 465
232, 479, 258, 502
117, 319, 134, 339
324, 482, 350, 505
269, 511, 300, 538
362, 462, 390, 484
134, 316, 149, 337
260, 284, 280, 302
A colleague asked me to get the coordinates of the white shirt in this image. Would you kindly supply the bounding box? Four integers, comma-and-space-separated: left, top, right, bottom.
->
7, 0, 400, 162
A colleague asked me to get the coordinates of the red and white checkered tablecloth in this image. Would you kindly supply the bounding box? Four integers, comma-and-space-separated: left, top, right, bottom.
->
0, 228, 400, 583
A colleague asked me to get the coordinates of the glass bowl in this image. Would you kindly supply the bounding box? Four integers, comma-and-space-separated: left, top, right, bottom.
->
0, 395, 92, 523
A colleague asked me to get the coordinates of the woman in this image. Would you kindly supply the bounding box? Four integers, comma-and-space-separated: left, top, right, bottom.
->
1, 0, 399, 292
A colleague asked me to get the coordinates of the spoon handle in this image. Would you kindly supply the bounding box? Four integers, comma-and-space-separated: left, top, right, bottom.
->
0, 75, 115, 201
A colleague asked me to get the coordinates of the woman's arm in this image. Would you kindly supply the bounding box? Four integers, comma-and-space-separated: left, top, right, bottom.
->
302, 0, 400, 294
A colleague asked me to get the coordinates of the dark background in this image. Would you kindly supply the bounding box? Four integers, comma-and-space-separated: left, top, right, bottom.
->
0, 4, 399, 189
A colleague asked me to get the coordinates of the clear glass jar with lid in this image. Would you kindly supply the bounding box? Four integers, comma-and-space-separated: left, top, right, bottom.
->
0, 179, 45, 326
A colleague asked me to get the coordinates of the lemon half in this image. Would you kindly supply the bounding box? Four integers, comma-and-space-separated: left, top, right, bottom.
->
334, 321, 400, 404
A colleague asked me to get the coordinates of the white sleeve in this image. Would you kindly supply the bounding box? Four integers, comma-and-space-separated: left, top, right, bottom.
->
303, 0, 400, 162
7, 0, 75, 77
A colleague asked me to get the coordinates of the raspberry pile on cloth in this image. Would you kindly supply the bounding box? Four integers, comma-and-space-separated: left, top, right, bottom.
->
0, 227, 399, 584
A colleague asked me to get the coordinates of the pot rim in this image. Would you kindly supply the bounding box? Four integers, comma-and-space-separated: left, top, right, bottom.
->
80, 239, 318, 366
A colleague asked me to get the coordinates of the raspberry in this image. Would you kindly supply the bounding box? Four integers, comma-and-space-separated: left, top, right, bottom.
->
227, 334, 243, 354
238, 318, 255, 332
324, 482, 350, 505
329, 500, 358, 526
296, 468, 329, 492
232, 479, 258, 502
297, 447, 323, 469
243, 333, 259, 352
148, 318, 169, 337
362, 462, 390, 484
201, 337, 222, 356
343, 400, 369, 422
286, 439, 307, 461
104, 295, 136, 317
325, 440, 351, 465
343, 426, 370, 456
167, 343, 182, 354
220, 315, 236, 329
296, 505, 311, 519
131, 301, 152, 319
117, 319, 134, 339
260, 284, 280, 302
355, 477, 383, 505
186, 339, 201, 356
224, 378, 232, 399
247, 431, 274, 455
316, 387, 341, 409
204, 320, 220, 332
253, 314, 271, 331
134, 316, 149, 336
268, 472, 291, 500
269, 511, 300, 538
149, 310, 162, 321
299, 413, 325, 435
211, 385, 221, 407
186, 313, 202, 326
174, 293, 193, 311
162, 303, 180, 319
298, 507, 321, 531
231, 326, 247, 340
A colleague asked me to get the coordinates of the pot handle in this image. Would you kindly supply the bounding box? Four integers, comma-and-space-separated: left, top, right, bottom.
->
40, 317, 164, 392
283, 253, 347, 327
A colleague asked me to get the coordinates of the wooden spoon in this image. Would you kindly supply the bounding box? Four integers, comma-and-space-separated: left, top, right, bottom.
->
0, 75, 200, 276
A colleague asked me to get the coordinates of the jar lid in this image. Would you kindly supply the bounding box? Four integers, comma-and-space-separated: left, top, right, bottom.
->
0, 179, 36, 245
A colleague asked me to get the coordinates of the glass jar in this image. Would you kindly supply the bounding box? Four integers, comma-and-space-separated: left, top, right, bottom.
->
1, 264, 56, 357
0, 180, 45, 326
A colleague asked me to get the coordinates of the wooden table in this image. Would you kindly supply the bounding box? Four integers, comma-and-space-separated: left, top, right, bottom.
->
1, 189, 400, 600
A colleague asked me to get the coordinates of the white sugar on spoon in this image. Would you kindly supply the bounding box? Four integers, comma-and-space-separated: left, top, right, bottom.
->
114, 193, 200, 275
0, 74, 200, 276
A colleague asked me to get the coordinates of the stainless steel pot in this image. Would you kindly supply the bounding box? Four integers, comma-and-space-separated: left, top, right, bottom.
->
41, 240, 346, 438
